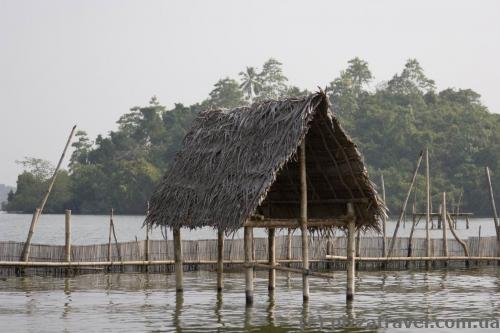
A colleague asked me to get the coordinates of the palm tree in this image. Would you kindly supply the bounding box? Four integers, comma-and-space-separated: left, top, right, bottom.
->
239, 67, 261, 102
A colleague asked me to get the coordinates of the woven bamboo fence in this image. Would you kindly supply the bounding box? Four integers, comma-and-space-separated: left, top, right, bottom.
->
0, 236, 497, 264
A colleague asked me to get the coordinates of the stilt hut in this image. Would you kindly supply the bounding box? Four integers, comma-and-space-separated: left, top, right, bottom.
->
146, 92, 385, 303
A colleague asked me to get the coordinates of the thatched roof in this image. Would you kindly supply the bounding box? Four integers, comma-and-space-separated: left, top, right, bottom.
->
146, 92, 385, 232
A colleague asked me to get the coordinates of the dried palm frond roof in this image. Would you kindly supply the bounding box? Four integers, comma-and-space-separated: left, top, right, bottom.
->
146, 92, 385, 232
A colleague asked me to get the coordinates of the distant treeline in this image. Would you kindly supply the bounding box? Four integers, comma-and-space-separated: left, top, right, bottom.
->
4, 58, 500, 216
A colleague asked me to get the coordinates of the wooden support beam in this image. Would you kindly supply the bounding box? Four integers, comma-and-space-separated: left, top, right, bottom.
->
244, 217, 350, 228
299, 139, 309, 302
5, 256, 500, 269
65, 210, 71, 262
268, 228, 275, 291
173, 227, 183, 292
217, 229, 224, 292
412, 212, 473, 217
0, 259, 328, 268
346, 203, 356, 302
266, 198, 369, 204
326, 256, 500, 262
244, 226, 254, 306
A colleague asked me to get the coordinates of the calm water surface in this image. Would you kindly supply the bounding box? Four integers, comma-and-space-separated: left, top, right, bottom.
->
1, 268, 500, 332
0, 213, 497, 245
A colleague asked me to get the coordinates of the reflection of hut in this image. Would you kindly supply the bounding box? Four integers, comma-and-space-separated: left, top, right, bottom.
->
146, 92, 384, 303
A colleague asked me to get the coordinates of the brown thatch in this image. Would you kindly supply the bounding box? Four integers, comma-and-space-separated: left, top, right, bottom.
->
146, 92, 385, 232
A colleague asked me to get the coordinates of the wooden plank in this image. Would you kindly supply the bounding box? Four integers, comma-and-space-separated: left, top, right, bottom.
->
244, 218, 349, 228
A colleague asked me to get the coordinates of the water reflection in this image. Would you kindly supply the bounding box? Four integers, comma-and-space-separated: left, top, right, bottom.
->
0, 268, 499, 332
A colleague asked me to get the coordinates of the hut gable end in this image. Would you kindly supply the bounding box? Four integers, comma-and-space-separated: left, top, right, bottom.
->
146, 92, 384, 232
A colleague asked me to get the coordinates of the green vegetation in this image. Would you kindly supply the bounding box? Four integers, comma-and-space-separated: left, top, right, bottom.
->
5, 58, 500, 216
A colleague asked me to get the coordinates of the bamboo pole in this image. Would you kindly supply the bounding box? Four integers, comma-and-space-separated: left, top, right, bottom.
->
299, 139, 309, 302
388, 151, 423, 256
65, 209, 71, 262
442, 192, 448, 258
408, 193, 417, 256
145, 202, 150, 261
268, 228, 276, 291
381, 174, 387, 257
21, 125, 77, 261
109, 209, 121, 261
346, 203, 356, 302
287, 229, 292, 261
20, 208, 40, 262
217, 228, 224, 292
107, 210, 113, 262
244, 226, 253, 305
478, 225, 482, 257
173, 227, 183, 292
485, 167, 500, 257
425, 148, 431, 269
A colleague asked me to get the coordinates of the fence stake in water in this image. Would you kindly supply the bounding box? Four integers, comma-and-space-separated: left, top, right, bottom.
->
425, 148, 431, 269
442, 192, 449, 258
485, 166, 500, 257
65, 210, 72, 262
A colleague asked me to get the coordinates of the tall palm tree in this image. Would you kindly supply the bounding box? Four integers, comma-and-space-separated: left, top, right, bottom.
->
239, 67, 261, 102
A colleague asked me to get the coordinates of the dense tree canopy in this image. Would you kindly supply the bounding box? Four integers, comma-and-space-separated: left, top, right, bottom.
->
5, 58, 500, 216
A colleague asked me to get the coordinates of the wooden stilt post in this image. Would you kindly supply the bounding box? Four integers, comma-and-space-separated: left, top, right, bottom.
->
346, 203, 356, 302
145, 202, 150, 262
326, 235, 332, 270
485, 167, 500, 258
381, 174, 387, 257
425, 148, 431, 269
217, 228, 224, 292
108, 209, 113, 262
287, 229, 292, 262
299, 139, 309, 302
441, 192, 448, 258
387, 151, 423, 256
65, 209, 71, 262
244, 226, 254, 305
20, 125, 77, 262
268, 228, 276, 291
286, 228, 292, 283
173, 226, 183, 292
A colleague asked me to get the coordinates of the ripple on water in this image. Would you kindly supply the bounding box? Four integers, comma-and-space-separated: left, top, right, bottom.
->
0, 268, 499, 332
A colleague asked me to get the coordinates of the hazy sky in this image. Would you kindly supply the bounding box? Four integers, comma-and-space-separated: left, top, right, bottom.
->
1, 0, 499, 185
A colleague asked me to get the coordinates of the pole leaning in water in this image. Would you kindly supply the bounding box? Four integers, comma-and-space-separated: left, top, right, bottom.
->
21, 125, 77, 262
